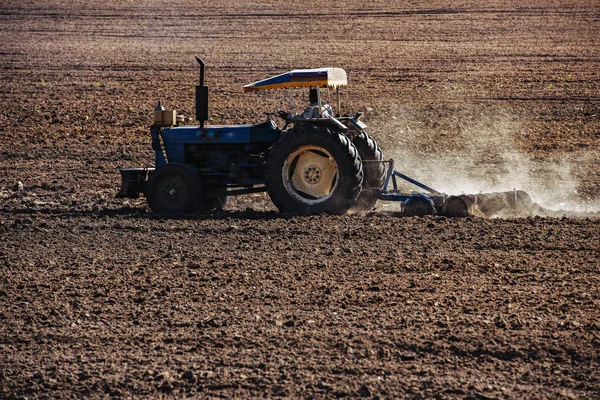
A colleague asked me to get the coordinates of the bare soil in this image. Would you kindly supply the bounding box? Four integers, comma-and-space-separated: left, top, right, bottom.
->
1, 1, 599, 398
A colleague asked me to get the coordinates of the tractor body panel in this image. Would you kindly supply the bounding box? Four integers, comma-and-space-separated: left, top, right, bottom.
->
162, 125, 253, 147
156, 121, 282, 188
162, 125, 250, 164
161, 122, 281, 164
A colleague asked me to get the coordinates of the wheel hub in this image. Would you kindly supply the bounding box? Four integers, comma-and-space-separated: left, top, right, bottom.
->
284, 146, 339, 203
156, 179, 187, 210
303, 165, 322, 184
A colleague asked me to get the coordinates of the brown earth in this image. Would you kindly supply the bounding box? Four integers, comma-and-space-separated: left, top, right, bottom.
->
1, 0, 600, 398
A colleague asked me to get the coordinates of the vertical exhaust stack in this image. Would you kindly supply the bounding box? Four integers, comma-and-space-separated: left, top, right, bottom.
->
195, 56, 209, 129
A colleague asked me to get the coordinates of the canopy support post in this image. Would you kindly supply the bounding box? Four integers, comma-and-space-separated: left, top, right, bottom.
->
316, 86, 322, 117
346, 86, 349, 113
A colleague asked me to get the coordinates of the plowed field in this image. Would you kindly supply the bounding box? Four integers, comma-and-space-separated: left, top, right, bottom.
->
1, 1, 600, 398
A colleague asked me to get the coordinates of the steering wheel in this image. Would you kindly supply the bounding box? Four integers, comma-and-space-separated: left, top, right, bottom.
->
277, 109, 291, 121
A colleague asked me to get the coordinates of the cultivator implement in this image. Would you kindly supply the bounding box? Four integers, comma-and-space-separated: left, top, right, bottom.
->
376, 159, 534, 217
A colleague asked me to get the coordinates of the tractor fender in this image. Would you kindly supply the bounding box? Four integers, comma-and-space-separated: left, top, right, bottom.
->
294, 118, 348, 132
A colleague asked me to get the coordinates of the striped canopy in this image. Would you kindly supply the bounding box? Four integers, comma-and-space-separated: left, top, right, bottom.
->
243, 68, 347, 92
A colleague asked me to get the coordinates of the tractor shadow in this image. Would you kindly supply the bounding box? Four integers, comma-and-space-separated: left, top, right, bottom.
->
2, 205, 284, 221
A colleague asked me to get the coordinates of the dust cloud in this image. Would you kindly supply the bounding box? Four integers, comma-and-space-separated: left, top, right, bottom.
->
372, 105, 600, 217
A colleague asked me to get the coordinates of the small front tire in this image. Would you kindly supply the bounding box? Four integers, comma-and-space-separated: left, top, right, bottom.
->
145, 163, 202, 215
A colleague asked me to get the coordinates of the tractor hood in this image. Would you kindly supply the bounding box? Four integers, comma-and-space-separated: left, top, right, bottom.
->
243, 68, 347, 92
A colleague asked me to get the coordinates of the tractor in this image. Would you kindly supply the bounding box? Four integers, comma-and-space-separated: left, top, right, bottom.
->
118, 57, 385, 215
118, 57, 533, 218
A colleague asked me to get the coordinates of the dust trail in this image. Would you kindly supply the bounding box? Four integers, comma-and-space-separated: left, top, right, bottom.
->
372, 105, 600, 217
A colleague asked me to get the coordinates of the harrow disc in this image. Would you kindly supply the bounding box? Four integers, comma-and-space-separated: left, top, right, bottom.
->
403, 194, 436, 217
475, 190, 534, 217
441, 195, 477, 218
440, 190, 536, 218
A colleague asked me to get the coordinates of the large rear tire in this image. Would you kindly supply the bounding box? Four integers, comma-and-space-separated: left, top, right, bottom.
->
145, 163, 201, 215
350, 131, 385, 211
265, 125, 363, 215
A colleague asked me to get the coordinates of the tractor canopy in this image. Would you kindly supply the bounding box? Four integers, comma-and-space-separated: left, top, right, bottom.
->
243, 68, 347, 92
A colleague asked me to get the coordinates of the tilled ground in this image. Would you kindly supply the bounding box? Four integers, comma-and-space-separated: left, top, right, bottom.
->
2, 212, 600, 398
1, 0, 600, 398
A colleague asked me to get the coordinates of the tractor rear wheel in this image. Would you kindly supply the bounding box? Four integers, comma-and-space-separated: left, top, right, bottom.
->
266, 125, 363, 215
350, 131, 385, 211
145, 163, 202, 215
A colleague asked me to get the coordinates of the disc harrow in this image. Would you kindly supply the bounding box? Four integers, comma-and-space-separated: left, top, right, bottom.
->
376, 159, 534, 218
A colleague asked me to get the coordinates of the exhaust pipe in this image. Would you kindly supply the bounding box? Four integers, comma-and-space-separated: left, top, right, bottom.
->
195, 56, 209, 129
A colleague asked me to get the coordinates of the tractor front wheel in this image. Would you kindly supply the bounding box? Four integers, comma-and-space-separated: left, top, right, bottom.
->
266, 126, 363, 215
145, 163, 202, 215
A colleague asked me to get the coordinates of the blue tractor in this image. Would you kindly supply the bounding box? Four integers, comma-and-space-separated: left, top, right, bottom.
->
117, 57, 385, 215
118, 57, 533, 217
